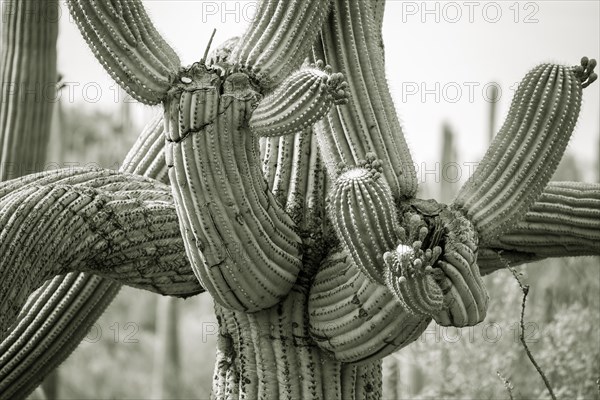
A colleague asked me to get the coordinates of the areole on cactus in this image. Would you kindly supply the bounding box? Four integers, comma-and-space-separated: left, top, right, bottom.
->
0, 0, 599, 399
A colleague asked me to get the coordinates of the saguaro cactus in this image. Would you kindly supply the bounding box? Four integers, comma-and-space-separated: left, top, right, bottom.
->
0, 1, 599, 399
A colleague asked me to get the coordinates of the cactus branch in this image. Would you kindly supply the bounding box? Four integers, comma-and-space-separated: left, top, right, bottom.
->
164, 67, 302, 312
328, 161, 401, 284
249, 62, 349, 137
66, 0, 181, 104
478, 181, 600, 274
0, 168, 202, 342
308, 249, 430, 363
0, 115, 174, 399
312, 0, 418, 199
230, 0, 331, 89
454, 60, 595, 243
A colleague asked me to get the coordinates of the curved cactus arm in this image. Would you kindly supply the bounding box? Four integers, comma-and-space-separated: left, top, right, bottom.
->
0, 168, 202, 342
66, 0, 181, 104
0, 274, 118, 399
230, 0, 331, 89
478, 181, 600, 274
165, 68, 302, 312
121, 113, 170, 183
453, 58, 597, 243
0, 113, 174, 399
312, 0, 418, 199
308, 249, 431, 364
249, 62, 349, 137
0, 0, 58, 181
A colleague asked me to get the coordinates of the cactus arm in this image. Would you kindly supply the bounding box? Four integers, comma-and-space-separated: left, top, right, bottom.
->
66, 0, 181, 104
249, 63, 349, 137
312, 0, 418, 199
0, 168, 202, 342
478, 181, 600, 274
165, 68, 302, 312
230, 0, 331, 89
0, 115, 174, 399
0, 274, 118, 400
453, 59, 596, 243
308, 249, 430, 363
121, 113, 170, 183
0, 0, 58, 181
328, 161, 401, 284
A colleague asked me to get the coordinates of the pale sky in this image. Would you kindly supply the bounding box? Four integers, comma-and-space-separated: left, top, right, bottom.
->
55, 1, 600, 183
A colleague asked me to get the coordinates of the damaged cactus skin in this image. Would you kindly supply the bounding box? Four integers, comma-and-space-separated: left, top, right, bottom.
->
0, 0, 599, 399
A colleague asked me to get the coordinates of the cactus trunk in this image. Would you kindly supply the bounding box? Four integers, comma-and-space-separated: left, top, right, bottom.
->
212, 277, 383, 400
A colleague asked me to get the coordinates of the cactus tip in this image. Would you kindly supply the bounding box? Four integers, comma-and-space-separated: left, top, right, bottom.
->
574, 56, 597, 88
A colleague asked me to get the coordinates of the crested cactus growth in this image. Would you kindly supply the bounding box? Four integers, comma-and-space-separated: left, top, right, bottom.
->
1, 0, 599, 399
66, 0, 181, 104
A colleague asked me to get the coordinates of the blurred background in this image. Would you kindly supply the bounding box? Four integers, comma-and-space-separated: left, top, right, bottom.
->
26, 1, 600, 399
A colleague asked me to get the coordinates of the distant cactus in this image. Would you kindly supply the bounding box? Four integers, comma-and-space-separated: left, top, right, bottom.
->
0, 1, 599, 399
